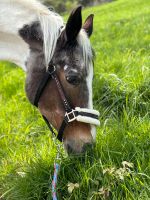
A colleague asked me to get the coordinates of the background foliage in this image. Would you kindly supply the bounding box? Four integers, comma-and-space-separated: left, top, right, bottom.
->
0, 0, 150, 199
42, 0, 113, 13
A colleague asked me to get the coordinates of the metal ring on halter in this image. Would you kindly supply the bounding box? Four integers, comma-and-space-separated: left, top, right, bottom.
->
65, 110, 77, 123
48, 65, 56, 75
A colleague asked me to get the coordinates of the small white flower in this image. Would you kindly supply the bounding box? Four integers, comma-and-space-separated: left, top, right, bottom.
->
99, 187, 110, 198
17, 172, 26, 177
67, 182, 79, 194
122, 161, 134, 169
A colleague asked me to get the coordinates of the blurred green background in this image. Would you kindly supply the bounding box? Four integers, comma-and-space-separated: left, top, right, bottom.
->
42, 0, 113, 13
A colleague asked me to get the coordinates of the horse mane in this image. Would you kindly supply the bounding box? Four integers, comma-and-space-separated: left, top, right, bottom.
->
1, 0, 92, 69
26, 0, 64, 67
39, 12, 63, 68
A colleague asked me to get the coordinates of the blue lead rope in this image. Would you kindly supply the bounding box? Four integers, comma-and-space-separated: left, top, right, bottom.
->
51, 142, 61, 200
52, 163, 60, 200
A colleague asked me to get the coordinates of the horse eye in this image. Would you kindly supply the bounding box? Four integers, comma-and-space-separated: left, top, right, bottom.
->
66, 71, 80, 86
66, 75, 80, 86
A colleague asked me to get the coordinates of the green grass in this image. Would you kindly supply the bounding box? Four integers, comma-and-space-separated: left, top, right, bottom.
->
0, 0, 150, 199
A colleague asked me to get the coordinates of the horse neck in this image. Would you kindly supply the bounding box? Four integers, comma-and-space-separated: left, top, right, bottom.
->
0, 31, 29, 70
0, 1, 38, 70
0, 0, 63, 71
25, 48, 46, 104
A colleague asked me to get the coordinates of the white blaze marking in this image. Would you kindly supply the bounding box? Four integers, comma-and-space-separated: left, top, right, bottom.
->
77, 30, 97, 140
86, 62, 96, 140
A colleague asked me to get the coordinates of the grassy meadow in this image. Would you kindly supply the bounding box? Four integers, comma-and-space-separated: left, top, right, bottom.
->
0, 0, 150, 199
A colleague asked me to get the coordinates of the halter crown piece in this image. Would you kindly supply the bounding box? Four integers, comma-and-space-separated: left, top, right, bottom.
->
34, 64, 100, 142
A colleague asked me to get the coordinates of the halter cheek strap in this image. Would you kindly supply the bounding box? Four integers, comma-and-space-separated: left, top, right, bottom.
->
34, 64, 100, 142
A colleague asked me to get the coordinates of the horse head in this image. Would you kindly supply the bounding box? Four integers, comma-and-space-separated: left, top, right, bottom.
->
19, 6, 99, 154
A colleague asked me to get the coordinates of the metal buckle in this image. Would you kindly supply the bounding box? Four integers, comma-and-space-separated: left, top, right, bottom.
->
48, 65, 56, 75
65, 110, 77, 122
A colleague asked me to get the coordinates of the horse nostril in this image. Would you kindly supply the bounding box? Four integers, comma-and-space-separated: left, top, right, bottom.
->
65, 142, 93, 155
82, 143, 93, 153
66, 75, 80, 86
66, 143, 75, 154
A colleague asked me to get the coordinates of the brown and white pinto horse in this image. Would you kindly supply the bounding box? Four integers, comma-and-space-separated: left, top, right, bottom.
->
0, 0, 99, 154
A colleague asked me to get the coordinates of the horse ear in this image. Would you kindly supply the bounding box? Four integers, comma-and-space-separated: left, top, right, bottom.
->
65, 6, 82, 42
83, 14, 94, 37
19, 22, 43, 47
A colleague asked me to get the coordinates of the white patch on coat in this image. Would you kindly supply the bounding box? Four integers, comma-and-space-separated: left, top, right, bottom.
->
0, 0, 63, 69
0, 32, 29, 70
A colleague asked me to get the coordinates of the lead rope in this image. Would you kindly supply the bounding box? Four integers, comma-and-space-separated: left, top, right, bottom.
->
52, 163, 59, 200
51, 142, 61, 200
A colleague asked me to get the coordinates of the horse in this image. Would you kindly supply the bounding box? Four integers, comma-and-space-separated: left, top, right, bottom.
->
0, 0, 100, 154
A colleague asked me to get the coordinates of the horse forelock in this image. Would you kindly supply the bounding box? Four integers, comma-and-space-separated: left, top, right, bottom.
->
39, 13, 64, 68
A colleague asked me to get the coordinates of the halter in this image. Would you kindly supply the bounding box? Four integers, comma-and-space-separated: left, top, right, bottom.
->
34, 64, 100, 142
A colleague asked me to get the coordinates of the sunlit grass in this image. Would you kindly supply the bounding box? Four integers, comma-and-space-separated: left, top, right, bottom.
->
0, 0, 150, 199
